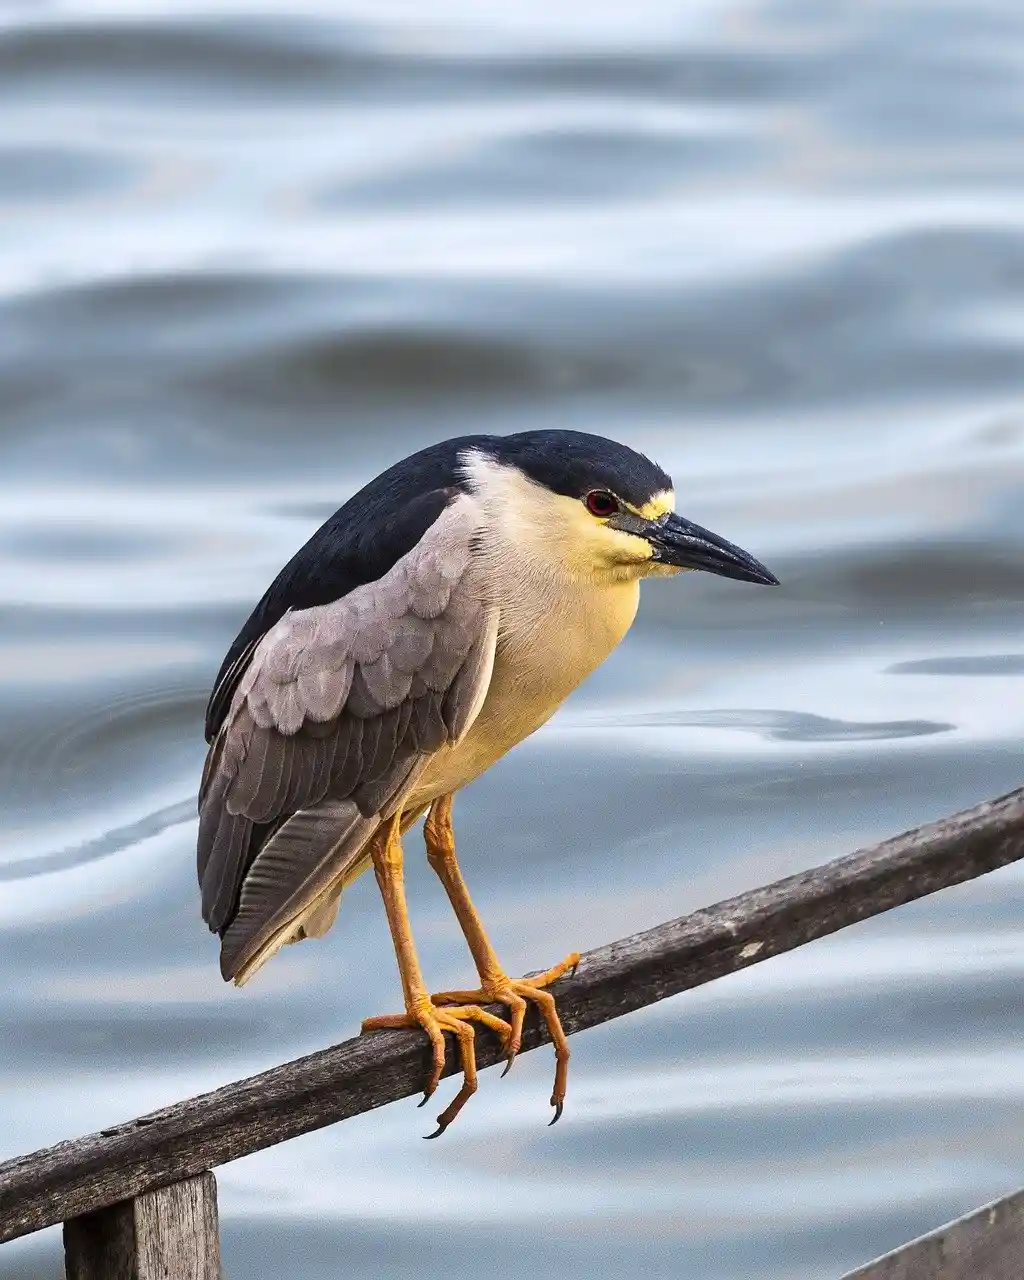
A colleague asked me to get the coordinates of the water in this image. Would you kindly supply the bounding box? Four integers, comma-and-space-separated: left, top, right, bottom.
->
3, 2, 1024, 1276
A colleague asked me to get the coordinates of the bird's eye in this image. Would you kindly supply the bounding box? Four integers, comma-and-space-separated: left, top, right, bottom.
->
584, 490, 619, 518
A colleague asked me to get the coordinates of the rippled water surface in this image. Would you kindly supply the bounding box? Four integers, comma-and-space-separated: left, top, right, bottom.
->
3, 2, 1024, 1277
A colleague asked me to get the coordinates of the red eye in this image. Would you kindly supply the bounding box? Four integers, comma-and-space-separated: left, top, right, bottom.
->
584, 490, 619, 518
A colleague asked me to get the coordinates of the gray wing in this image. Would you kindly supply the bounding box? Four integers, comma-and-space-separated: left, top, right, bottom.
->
198, 497, 498, 983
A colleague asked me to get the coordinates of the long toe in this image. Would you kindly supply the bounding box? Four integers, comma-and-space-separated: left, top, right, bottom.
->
429, 951, 579, 1124
505, 979, 572, 1124
362, 1001, 513, 1135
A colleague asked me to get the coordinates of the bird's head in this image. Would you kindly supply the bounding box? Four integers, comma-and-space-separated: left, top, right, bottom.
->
460, 430, 779, 588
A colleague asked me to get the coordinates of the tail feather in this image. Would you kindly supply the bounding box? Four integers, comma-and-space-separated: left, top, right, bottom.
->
221, 802, 378, 985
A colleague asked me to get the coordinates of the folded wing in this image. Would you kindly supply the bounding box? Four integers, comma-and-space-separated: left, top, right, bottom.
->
197, 497, 497, 982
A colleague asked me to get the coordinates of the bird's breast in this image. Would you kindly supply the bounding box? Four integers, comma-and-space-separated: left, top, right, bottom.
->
411, 577, 640, 804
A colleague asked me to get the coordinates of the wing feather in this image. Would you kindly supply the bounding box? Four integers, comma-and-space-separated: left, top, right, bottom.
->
331, 716, 365, 796
197, 496, 496, 982
364, 706, 400, 781
220, 799, 375, 983
443, 607, 500, 742
357, 712, 383, 778
205, 636, 260, 746
344, 665, 382, 719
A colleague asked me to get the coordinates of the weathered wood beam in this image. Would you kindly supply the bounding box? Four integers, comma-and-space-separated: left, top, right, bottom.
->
1, 785, 1022, 1244
840, 1186, 1024, 1279
63, 1171, 221, 1280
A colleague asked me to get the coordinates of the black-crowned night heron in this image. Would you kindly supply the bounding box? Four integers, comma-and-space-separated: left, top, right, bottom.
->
198, 430, 777, 1135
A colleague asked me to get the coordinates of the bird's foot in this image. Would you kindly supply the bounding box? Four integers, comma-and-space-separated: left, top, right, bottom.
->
430, 950, 581, 1125
361, 999, 512, 1138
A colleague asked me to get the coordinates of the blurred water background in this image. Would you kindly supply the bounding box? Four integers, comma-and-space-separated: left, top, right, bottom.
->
3, 1, 1024, 1276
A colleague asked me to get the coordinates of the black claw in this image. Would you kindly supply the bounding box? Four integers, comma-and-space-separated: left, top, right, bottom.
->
424, 1121, 448, 1140
548, 1100, 564, 1126
417, 1091, 433, 1109
501, 1054, 516, 1079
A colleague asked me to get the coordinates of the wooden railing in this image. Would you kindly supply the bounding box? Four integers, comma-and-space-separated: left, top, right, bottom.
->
2, 787, 1023, 1279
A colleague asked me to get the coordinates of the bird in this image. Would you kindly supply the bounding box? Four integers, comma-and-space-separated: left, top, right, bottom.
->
197, 429, 778, 1136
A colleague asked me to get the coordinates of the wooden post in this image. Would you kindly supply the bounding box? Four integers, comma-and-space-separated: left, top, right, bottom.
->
841, 1188, 1024, 1279
63, 1171, 221, 1280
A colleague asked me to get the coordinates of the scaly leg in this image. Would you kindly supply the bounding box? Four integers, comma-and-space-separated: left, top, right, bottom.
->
361, 812, 513, 1137
424, 794, 580, 1127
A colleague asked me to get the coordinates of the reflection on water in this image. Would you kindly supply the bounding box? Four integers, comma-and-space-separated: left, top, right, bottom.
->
2, 1, 1024, 1277
888, 655, 1024, 677
578, 708, 956, 742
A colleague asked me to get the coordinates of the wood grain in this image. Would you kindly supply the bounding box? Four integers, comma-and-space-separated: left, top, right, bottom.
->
841, 1187, 1024, 1279
2, 785, 1022, 1245
63, 1171, 221, 1280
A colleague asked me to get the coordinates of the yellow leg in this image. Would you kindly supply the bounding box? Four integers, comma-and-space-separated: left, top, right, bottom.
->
361, 811, 513, 1138
424, 794, 580, 1125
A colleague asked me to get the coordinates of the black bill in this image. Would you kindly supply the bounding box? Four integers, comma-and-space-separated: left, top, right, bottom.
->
611, 511, 779, 585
